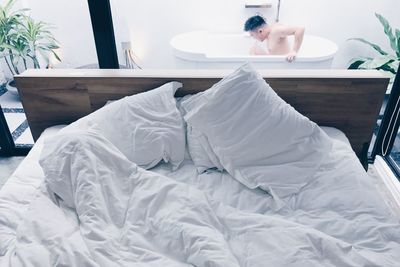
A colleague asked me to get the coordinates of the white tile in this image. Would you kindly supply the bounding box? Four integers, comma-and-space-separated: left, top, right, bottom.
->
15, 127, 34, 145
0, 91, 23, 108
3, 113, 26, 133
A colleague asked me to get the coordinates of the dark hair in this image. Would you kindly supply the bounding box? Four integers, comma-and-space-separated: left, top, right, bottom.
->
244, 15, 266, 31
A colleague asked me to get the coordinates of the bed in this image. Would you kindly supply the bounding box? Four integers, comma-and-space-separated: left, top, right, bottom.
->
0, 65, 399, 266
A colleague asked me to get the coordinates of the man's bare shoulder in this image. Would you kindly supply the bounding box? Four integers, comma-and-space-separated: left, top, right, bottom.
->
268, 23, 289, 38
270, 24, 303, 38
269, 23, 291, 32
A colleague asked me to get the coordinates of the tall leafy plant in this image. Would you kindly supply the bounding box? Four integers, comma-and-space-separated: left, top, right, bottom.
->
0, 0, 60, 77
348, 13, 399, 81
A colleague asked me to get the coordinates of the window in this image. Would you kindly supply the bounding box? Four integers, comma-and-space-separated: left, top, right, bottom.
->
371, 65, 400, 178
0, 0, 101, 156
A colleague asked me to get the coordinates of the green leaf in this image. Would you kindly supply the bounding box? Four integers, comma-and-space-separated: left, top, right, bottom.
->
348, 57, 367, 69
379, 64, 396, 74
396, 29, 400, 57
375, 13, 398, 55
347, 37, 388, 55
356, 58, 373, 69
0, 0, 60, 71
51, 50, 61, 62
1, 43, 15, 50
46, 43, 59, 49
388, 59, 399, 73
359, 55, 394, 69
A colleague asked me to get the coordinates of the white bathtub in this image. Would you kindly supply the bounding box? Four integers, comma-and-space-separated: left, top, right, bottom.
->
170, 31, 338, 69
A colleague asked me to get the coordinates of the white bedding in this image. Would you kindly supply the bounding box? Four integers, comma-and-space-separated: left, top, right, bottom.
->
0, 126, 400, 266
182, 64, 334, 200
154, 127, 400, 264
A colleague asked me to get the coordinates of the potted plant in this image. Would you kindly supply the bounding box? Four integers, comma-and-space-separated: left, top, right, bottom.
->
348, 13, 399, 89
0, 0, 60, 95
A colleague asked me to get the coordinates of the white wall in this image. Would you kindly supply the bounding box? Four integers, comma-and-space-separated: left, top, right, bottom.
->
110, 0, 400, 69
279, 0, 400, 68
110, 0, 264, 68
25, 0, 98, 69
111, 0, 400, 68
0, 0, 97, 78
1, 0, 399, 75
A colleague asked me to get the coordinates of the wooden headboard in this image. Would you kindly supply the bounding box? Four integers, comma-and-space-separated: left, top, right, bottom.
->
15, 68, 388, 164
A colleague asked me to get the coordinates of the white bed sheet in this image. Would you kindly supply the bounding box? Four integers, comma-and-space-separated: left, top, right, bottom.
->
153, 126, 400, 264
154, 127, 399, 214
1, 125, 399, 266
0, 126, 64, 257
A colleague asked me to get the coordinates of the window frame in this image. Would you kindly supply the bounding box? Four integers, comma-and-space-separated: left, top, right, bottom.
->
87, 0, 119, 69
370, 65, 400, 178
0, 0, 119, 157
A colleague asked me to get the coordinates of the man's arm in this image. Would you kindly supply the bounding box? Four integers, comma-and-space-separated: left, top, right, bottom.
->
279, 25, 305, 62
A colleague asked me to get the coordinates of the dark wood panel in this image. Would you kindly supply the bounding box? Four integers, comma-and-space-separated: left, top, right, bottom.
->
14, 70, 388, 162
16, 77, 92, 143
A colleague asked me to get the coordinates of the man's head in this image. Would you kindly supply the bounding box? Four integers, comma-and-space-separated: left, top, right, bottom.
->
244, 15, 268, 42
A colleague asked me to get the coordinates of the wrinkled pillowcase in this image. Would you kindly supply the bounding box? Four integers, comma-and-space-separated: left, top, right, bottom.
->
180, 93, 223, 173
59, 81, 186, 170
184, 63, 333, 199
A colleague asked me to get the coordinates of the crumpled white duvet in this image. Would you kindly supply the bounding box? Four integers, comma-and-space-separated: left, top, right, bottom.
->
3, 129, 398, 267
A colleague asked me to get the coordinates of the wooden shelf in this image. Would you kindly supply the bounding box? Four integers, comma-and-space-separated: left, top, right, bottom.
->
245, 1, 272, 8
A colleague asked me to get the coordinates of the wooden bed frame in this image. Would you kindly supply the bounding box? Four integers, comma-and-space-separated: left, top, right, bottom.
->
15, 69, 389, 167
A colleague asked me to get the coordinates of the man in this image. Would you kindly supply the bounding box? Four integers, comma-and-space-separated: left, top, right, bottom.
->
244, 15, 305, 62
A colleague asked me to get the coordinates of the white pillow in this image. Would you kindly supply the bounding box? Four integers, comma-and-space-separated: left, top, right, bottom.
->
180, 94, 223, 173
184, 63, 332, 199
186, 124, 224, 173
59, 81, 186, 170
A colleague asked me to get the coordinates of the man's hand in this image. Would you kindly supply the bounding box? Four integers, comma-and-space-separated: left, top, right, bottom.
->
286, 51, 297, 62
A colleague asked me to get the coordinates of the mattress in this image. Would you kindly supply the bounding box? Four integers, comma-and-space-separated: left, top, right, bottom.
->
0, 126, 399, 266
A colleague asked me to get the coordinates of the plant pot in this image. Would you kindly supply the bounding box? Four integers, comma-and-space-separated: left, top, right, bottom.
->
6, 80, 19, 96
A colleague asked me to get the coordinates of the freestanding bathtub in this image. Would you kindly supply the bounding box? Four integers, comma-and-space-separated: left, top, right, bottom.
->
170, 31, 338, 69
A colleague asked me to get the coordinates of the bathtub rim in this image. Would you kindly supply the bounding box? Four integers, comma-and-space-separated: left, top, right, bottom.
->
170, 31, 338, 63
